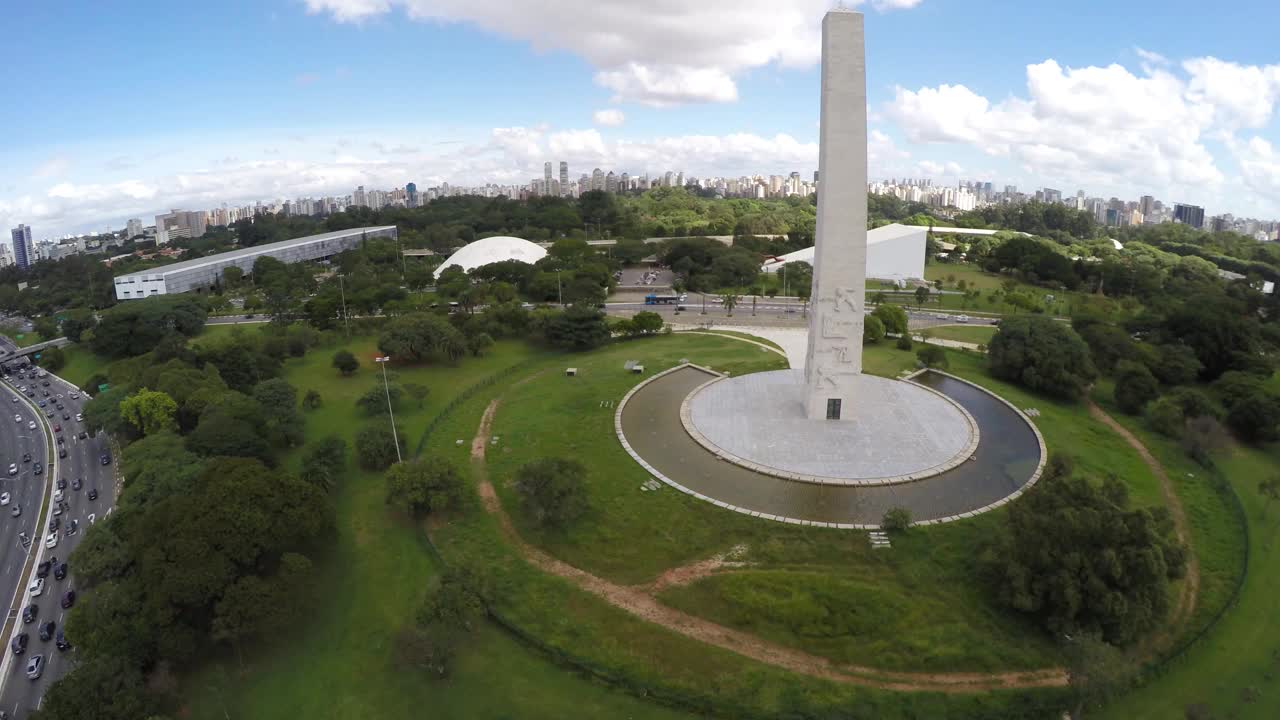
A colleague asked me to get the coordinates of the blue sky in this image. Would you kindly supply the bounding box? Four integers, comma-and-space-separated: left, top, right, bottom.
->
4, 0, 1279, 238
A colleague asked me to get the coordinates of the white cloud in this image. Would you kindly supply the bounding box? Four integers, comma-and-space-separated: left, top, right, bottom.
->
592, 109, 626, 127
1230, 136, 1280, 203
886, 58, 1234, 196
34, 156, 71, 179
1135, 47, 1168, 68
1182, 57, 1280, 129
303, 0, 924, 105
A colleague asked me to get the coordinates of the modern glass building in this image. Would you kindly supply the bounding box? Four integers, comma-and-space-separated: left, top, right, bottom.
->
10, 224, 34, 269
112, 226, 397, 300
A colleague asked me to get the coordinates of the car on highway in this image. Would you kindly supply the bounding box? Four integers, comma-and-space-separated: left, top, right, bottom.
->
69, 392, 78, 400
87, 488, 98, 501
78, 431, 87, 439
37, 400, 45, 408
61, 412, 69, 421
100, 452, 111, 465
10, 633, 27, 656
12, 414, 19, 422
36, 560, 51, 578
75, 413, 82, 422
49, 517, 59, 532
71, 477, 81, 491
60, 591, 75, 609
25, 654, 43, 680
58, 446, 66, 458
54, 562, 67, 581
22, 604, 37, 623
53, 424, 60, 432
11, 504, 20, 517
67, 519, 78, 536
38, 621, 54, 641
21, 452, 29, 462
27, 420, 36, 430
55, 630, 70, 651
56, 477, 66, 490
53, 489, 64, 503
44, 531, 57, 549
0, 492, 8, 505
28, 578, 43, 597
33, 462, 42, 475
6, 464, 15, 476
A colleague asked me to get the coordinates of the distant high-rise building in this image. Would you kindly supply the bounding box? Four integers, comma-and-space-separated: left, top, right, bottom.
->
1174, 203, 1205, 229
591, 168, 604, 192
155, 210, 208, 242
559, 162, 568, 196
353, 185, 367, 208
1139, 195, 1155, 217
406, 182, 419, 208
544, 162, 552, 189
10, 224, 34, 269
605, 171, 617, 193
126, 218, 144, 239
620, 172, 629, 192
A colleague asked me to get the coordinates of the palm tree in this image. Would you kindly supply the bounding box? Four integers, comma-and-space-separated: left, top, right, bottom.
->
720, 293, 739, 317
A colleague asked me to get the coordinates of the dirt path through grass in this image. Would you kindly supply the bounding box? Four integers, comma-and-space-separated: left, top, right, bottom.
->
1087, 401, 1201, 639
468, 398, 1068, 693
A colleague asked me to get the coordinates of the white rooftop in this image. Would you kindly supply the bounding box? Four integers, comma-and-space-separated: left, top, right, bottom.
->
435, 235, 548, 276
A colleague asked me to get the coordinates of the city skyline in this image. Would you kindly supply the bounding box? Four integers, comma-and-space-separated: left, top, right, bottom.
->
3, 0, 1279, 237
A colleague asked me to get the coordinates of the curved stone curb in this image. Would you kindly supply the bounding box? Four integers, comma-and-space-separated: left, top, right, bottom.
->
901, 368, 1048, 527
676, 374, 981, 487
616, 365, 1046, 530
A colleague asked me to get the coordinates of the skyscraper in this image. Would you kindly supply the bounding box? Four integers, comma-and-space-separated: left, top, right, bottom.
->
544, 162, 552, 189
1174, 203, 1205, 229
559, 162, 568, 197
406, 182, 419, 208
126, 218, 144, 239
10, 224, 34, 269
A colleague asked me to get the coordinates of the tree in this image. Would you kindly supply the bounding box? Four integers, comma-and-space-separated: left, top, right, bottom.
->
916, 345, 948, 369
1226, 394, 1280, 443
984, 459, 1186, 644
988, 316, 1097, 399
514, 457, 589, 528
468, 332, 494, 357
302, 389, 323, 411
720, 293, 739, 316
1145, 396, 1186, 438
1259, 476, 1280, 517
895, 335, 913, 351
36, 345, 66, 372
544, 305, 610, 351
871, 304, 909, 335
1065, 634, 1135, 720
301, 436, 347, 492
222, 266, 244, 288
28, 653, 159, 720
881, 507, 912, 532
252, 378, 304, 447
871, 290, 887, 307
89, 295, 208, 358
332, 349, 360, 376
379, 312, 467, 362
1113, 361, 1160, 414
914, 285, 930, 307
357, 382, 402, 415
33, 315, 59, 339
356, 423, 402, 470
629, 310, 664, 334
386, 458, 466, 518
863, 315, 886, 344
119, 389, 179, 435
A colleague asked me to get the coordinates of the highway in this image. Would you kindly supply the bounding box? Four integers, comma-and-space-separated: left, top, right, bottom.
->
0, 338, 117, 718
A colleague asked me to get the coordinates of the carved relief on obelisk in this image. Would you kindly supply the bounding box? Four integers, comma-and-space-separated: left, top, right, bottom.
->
803, 8, 868, 421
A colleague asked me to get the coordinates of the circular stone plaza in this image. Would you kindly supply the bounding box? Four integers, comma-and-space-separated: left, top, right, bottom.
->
617, 363, 1044, 529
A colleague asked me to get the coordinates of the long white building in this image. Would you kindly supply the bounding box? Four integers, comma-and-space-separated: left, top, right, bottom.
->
761, 223, 926, 282
113, 226, 396, 300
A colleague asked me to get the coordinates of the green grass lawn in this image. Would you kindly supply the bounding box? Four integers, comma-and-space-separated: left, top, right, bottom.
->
923, 325, 997, 345
183, 334, 694, 720
56, 346, 109, 388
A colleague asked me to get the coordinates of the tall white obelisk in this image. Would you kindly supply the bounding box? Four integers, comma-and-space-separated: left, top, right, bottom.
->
803, 8, 867, 421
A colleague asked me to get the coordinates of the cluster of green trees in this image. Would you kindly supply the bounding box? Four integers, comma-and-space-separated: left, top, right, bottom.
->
37, 328, 339, 719
985, 455, 1187, 645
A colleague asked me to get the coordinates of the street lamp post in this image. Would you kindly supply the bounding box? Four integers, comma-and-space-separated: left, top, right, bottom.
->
338, 275, 350, 338
375, 356, 402, 463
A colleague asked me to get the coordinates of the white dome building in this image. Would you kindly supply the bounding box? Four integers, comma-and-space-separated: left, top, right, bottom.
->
434, 236, 548, 276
